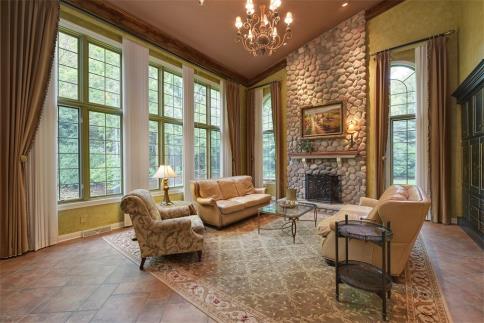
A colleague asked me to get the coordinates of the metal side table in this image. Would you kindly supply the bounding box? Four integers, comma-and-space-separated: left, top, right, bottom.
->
335, 215, 393, 321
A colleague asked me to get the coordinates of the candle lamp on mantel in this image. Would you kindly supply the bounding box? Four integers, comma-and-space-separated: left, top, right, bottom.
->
347, 120, 356, 148
153, 165, 176, 205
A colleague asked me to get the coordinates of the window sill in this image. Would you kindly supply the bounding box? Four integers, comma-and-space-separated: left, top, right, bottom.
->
57, 188, 185, 211
57, 196, 122, 211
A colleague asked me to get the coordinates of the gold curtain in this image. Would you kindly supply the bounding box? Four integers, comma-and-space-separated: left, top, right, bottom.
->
246, 89, 256, 179
375, 51, 391, 197
225, 80, 241, 175
270, 81, 284, 199
0, 0, 59, 258
428, 36, 450, 224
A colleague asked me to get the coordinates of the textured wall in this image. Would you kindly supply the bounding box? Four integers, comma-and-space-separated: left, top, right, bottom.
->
286, 12, 367, 204
459, 0, 484, 81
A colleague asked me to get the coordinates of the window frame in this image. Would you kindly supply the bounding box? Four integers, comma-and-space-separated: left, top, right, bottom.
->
148, 64, 184, 190
57, 27, 123, 204
389, 63, 416, 186
193, 80, 221, 180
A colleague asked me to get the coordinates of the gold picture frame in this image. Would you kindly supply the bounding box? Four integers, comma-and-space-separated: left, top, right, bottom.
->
301, 102, 345, 139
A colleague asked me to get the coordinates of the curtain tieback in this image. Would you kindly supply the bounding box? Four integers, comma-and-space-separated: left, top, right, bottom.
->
20, 155, 28, 162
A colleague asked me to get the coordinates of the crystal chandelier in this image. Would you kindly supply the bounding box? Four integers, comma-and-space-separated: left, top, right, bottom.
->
234, 0, 293, 56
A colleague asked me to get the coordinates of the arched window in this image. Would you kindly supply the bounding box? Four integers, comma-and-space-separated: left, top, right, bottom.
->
390, 64, 416, 185
262, 95, 275, 181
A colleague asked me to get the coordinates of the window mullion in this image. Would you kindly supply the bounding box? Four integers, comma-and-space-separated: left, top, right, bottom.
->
81, 35, 90, 201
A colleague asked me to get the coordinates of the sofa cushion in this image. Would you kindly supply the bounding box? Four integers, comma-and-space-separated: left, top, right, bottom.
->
317, 211, 363, 237
216, 200, 245, 214
198, 180, 223, 200
229, 193, 271, 208
233, 176, 256, 196
217, 179, 239, 199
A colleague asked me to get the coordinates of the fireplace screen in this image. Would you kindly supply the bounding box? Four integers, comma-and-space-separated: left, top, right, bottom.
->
305, 173, 341, 203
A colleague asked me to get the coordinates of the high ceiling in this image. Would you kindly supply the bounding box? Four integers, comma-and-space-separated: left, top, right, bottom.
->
105, 0, 381, 80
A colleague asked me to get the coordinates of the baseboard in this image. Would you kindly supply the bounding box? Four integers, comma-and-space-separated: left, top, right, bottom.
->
458, 217, 484, 249
58, 221, 125, 243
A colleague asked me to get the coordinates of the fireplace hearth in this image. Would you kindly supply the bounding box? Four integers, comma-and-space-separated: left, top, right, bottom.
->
305, 173, 341, 203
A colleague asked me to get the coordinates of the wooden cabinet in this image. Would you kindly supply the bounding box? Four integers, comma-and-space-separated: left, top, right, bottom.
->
453, 60, 483, 247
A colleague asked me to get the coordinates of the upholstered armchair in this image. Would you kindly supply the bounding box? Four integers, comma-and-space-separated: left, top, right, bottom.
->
120, 189, 204, 270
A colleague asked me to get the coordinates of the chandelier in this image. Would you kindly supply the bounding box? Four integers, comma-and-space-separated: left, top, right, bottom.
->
234, 0, 293, 56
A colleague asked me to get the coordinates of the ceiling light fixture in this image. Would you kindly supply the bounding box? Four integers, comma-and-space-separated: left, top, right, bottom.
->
342, 2, 348, 7
234, 0, 293, 56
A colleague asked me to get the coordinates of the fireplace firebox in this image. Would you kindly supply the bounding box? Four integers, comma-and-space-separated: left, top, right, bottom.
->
305, 173, 341, 203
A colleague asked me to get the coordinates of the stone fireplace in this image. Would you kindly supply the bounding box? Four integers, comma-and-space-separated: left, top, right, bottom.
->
305, 173, 341, 203
286, 12, 367, 205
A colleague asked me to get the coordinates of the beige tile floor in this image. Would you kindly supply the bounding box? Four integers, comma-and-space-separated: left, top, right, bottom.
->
0, 222, 482, 322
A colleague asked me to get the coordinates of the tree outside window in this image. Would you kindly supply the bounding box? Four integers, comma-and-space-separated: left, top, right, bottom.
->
262, 95, 275, 182
57, 29, 123, 202
389, 64, 416, 185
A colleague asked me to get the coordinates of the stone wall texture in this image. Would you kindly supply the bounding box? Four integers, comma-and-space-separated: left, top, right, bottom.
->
286, 12, 367, 204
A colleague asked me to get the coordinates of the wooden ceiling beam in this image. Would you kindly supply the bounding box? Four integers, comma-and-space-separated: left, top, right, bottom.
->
246, 59, 287, 87
61, 0, 249, 85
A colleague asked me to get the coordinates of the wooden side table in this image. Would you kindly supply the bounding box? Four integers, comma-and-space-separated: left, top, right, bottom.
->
335, 215, 393, 320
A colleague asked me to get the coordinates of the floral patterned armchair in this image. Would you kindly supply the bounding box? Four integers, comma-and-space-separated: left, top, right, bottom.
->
120, 189, 204, 270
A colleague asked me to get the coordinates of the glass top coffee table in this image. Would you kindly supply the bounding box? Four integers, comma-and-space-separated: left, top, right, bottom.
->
258, 201, 317, 243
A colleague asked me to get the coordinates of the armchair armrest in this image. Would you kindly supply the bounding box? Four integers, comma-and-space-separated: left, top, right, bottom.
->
254, 187, 266, 194
151, 217, 192, 234
196, 197, 216, 206
156, 204, 195, 220
359, 197, 379, 207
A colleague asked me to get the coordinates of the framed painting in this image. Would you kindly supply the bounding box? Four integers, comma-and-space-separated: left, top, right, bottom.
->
301, 102, 344, 139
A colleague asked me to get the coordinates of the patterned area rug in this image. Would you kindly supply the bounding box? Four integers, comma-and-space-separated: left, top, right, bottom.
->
104, 214, 450, 323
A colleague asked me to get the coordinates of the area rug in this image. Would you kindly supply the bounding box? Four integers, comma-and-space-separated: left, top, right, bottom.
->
104, 214, 450, 323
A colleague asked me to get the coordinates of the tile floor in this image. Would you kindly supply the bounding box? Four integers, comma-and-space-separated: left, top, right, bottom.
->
0, 222, 482, 323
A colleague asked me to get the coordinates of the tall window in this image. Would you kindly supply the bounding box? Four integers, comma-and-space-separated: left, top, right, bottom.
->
57, 29, 122, 202
148, 65, 184, 189
390, 64, 416, 185
194, 82, 221, 179
262, 95, 275, 182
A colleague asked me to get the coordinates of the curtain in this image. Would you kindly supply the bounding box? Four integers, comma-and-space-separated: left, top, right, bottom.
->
123, 38, 149, 193
253, 89, 263, 187
182, 66, 195, 201
26, 54, 58, 251
0, 0, 59, 258
415, 44, 431, 220
246, 89, 256, 180
374, 51, 391, 197
270, 81, 284, 199
428, 36, 450, 224
225, 80, 241, 176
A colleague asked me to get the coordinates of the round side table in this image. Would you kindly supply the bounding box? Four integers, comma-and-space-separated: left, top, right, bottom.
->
335, 215, 393, 321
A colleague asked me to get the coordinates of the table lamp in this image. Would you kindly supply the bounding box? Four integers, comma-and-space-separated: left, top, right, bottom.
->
153, 165, 176, 205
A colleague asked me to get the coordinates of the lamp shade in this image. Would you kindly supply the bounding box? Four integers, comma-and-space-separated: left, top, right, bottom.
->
153, 165, 176, 179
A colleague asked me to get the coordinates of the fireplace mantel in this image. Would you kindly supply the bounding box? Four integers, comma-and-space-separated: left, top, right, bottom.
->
289, 150, 359, 165
289, 150, 358, 159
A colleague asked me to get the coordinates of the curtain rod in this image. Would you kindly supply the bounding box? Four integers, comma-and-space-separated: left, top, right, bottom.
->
370, 29, 456, 57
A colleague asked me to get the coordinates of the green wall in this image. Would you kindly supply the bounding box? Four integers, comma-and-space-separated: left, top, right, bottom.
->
58, 192, 183, 235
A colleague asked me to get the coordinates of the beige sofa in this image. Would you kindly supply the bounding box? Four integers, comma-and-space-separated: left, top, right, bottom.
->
317, 185, 430, 276
191, 176, 272, 228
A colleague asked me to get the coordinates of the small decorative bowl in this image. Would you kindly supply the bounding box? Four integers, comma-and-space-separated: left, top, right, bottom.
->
278, 200, 298, 209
